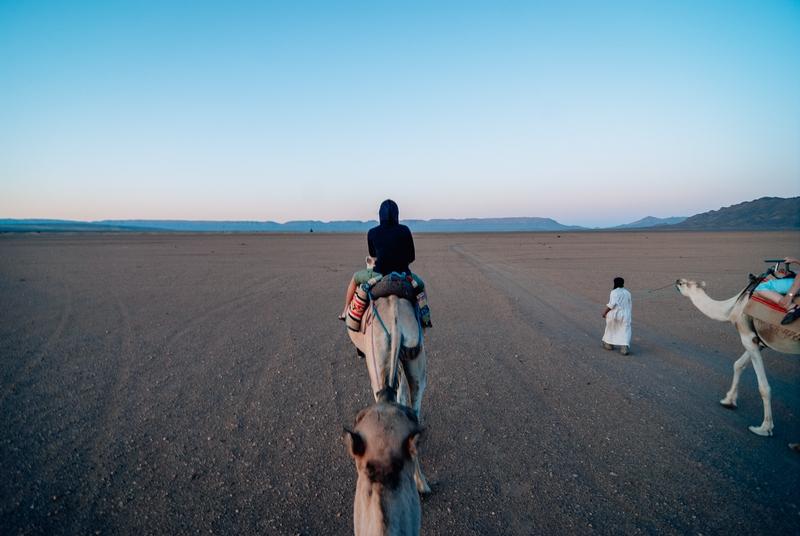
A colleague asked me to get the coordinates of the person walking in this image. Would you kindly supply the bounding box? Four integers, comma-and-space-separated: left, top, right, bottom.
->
602, 277, 632, 355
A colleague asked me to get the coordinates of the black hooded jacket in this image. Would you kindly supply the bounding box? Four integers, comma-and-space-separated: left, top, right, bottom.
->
368, 200, 415, 275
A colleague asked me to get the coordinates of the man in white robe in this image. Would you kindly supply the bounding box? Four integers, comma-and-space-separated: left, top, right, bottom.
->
602, 277, 632, 355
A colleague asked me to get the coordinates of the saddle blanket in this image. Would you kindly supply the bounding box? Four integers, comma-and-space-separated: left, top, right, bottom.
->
744, 295, 800, 337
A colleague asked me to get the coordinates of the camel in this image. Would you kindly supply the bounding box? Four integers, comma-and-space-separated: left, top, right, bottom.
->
344, 393, 422, 536
347, 274, 430, 494
675, 278, 800, 437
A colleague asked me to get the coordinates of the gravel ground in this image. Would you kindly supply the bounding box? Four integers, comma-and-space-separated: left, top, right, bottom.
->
1, 231, 798, 535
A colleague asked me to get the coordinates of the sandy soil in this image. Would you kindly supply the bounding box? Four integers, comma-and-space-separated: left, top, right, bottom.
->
1, 231, 798, 535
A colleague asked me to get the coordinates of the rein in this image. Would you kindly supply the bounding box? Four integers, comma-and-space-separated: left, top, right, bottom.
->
627, 283, 680, 301
369, 293, 393, 341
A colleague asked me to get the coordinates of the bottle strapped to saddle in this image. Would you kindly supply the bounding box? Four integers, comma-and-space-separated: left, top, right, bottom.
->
407, 276, 432, 328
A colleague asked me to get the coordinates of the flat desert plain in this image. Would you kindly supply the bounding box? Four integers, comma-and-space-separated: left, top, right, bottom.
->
1, 231, 799, 536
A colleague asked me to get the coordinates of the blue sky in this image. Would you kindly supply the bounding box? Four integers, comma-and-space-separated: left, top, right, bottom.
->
1, 1, 798, 228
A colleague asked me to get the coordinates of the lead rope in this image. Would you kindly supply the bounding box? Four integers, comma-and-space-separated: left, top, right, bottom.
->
627, 283, 680, 301
631, 289, 679, 301
369, 290, 392, 341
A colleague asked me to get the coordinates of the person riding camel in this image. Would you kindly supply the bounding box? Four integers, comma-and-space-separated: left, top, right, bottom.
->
753, 256, 800, 325
340, 199, 431, 328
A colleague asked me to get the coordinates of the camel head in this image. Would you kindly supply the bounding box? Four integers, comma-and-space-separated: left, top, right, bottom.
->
345, 401, 422, 535
675, 278, 707, 296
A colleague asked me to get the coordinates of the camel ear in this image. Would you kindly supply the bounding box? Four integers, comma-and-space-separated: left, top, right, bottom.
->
700, 281, 707, 289
344, 429, 366, 458
354, 407, 369, 425
405, 432, 420, 459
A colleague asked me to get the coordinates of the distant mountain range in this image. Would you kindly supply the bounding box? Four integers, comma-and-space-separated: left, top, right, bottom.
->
1, 196, 797, 232
611, 216, 688, 229
670, 196, 799, 230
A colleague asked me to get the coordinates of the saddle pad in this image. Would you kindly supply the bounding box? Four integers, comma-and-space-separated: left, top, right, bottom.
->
370, 274, 415, 302
744, 295, 800, 336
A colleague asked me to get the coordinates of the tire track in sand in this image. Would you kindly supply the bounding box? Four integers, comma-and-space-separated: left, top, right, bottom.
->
0, 286, 72, 405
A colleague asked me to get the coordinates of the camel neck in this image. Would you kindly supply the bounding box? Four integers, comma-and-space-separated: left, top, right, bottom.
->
686, 288, 740, 322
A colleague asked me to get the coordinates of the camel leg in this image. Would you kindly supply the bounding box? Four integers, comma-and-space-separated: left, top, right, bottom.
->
412, 454, 430, 494
395, 366, 408, 407
720, 351, 750, 408
739, 334, 773, 437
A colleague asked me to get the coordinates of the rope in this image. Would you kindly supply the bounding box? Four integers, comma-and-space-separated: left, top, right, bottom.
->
631, 288, 679, 301
624, 283, 680, 301
627, 283, 676, 294
368, 291, 392, 341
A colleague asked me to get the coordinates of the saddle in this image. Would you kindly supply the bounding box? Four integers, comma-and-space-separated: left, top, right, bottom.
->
369, 273, 417, 302
743, 269, 800, 338
346, 273, 422, 332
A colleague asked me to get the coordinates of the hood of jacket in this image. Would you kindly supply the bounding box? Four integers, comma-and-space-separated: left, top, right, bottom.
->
379, 199, 399, 224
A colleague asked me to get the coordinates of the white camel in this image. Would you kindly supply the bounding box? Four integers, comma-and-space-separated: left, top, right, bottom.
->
344, 396, 423, 536
347, 283, 430, 493
676, 278, 800, 437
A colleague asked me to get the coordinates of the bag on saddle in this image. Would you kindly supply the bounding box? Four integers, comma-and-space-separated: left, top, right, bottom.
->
345, 274, 383, 332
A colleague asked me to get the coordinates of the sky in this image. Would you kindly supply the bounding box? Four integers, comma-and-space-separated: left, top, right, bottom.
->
1, 1, 798, 228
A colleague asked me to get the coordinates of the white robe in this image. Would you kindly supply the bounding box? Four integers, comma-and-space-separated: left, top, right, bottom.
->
603, 287, 632, 346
